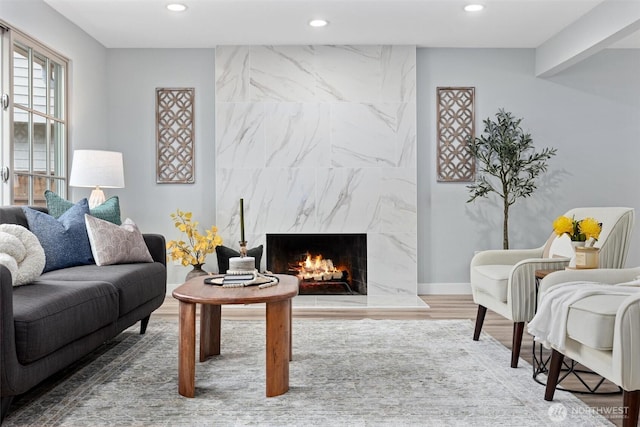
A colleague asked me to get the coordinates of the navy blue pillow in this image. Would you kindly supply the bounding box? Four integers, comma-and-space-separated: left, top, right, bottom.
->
23, 199, 94, 272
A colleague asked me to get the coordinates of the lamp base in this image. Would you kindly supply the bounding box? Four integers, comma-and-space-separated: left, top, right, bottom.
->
89, 188, 106, 209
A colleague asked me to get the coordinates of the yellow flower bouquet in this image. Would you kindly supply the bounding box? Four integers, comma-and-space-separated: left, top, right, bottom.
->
167, 210, 223, 267
552, 215, 601, 242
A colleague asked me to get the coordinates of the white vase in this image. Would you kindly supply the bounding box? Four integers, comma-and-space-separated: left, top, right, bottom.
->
569, 241, 586, 267
571, 241, 585, 247
548, 234, 584, 268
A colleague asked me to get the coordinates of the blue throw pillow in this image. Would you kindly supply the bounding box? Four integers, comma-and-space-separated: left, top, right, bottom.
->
44, 190, 122, 225
23, 199, 94, 272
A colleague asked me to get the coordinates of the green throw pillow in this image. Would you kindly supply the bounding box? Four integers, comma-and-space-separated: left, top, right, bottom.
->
44, 190, 122, 225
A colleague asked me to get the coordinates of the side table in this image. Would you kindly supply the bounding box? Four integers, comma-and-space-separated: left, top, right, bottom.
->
532, 269, 620, 395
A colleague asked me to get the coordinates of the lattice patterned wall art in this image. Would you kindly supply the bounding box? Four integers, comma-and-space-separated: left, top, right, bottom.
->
436, 87, 475, 182
156, 88, 195, 184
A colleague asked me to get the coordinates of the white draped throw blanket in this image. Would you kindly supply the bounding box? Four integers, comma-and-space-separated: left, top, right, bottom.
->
527, 281, 640, 352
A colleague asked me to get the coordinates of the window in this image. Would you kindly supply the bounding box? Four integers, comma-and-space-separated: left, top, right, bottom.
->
1, 22, 68, 206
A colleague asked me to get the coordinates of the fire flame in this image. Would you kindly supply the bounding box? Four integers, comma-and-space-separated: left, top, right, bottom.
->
297, 253, 344, 281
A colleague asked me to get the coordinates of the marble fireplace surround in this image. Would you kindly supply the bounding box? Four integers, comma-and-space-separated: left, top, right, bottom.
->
214, 45, 423, 307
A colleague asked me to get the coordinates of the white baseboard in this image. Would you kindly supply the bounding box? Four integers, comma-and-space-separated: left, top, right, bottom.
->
167, 282, 473, 296
418, 282, 472, 295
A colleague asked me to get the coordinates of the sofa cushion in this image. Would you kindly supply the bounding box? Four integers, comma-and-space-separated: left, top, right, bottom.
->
40, 263, 166, 316
22, 200, 94, 272
472, 265, 512, 302
566, 294, 628, 351
85, 216, 153, 266
45, 190, 122, 225
12, 280, 118, 364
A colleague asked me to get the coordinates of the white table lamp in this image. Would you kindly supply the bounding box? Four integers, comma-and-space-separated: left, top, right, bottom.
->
69, 150, 125, 208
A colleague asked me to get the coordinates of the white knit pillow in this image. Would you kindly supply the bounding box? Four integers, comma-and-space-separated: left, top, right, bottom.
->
0, 224, 46, 286
85, 215, 153, 266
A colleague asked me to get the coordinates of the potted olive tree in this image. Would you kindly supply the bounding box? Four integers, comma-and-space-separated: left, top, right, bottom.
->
466, 109, 557, 249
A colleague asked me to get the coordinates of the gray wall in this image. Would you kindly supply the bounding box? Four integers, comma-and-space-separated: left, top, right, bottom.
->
417, 48, 640, 285
106, 49, 216, 286
4, 1, 640, 289
115, 46, 640, 288
1, 0, 109, 169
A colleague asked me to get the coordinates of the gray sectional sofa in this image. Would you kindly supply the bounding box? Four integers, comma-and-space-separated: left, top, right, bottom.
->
0, 206, 167, 421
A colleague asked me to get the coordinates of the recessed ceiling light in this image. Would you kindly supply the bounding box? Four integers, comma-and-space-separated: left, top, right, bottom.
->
309, 19, 328, 28
167, 3, 187, 12
464, 4, 484, 12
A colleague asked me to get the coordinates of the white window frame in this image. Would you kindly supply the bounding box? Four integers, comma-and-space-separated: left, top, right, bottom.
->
0, 20, 69, 206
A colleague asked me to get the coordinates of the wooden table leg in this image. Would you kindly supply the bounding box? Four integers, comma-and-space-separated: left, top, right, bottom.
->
265, 298, 291, 397
178, 301, 196, 398
288, 298, 292, 361
200, 304, 221, 362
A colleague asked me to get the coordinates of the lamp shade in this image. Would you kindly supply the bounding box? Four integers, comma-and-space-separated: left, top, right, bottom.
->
69, 150, 125, 189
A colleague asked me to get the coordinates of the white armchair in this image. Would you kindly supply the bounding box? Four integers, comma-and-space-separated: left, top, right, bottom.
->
470, 207, 635, 368
538, 267, 640, 427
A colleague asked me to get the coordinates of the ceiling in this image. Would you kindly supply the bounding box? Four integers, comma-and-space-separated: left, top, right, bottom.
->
43, 0, 640, 49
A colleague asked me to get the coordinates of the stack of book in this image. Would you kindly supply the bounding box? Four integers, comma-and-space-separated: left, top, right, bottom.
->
203, 272, 278, 288
222, 273, 256, 285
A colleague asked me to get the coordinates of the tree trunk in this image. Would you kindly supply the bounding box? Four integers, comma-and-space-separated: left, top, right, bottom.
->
503, 199, 509, 249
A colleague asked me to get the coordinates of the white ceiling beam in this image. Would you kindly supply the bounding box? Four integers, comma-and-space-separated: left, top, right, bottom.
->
535, 0, 640, 77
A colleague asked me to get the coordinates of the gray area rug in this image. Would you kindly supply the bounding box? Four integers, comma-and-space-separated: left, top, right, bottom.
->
4, 319, 611, 426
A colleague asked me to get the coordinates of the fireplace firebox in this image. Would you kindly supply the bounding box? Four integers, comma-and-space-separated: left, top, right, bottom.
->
266, 234, 367, 295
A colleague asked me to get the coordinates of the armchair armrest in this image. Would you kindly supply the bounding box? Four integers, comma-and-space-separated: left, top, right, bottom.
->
506, 257, 571, 322
0, 265, 20, 395
613, 293, 640, 390
471, 246, 544, 267
143, 234, 167, 266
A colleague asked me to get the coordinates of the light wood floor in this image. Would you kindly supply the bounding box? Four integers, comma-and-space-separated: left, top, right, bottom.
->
157, 294, 625, 426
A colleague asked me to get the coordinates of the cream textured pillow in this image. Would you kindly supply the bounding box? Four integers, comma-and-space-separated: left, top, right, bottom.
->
0, 224, 46, 286
85, 215, 153, 266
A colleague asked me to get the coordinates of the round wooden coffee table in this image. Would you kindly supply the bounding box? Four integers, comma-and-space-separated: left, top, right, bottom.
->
172, 274, 299, 398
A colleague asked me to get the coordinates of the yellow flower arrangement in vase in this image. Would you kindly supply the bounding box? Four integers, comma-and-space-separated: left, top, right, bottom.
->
167, 210, 223, 278
552, 215, 602, 245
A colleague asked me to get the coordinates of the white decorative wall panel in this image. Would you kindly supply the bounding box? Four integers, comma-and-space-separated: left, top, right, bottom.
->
215, 45, 417, 297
